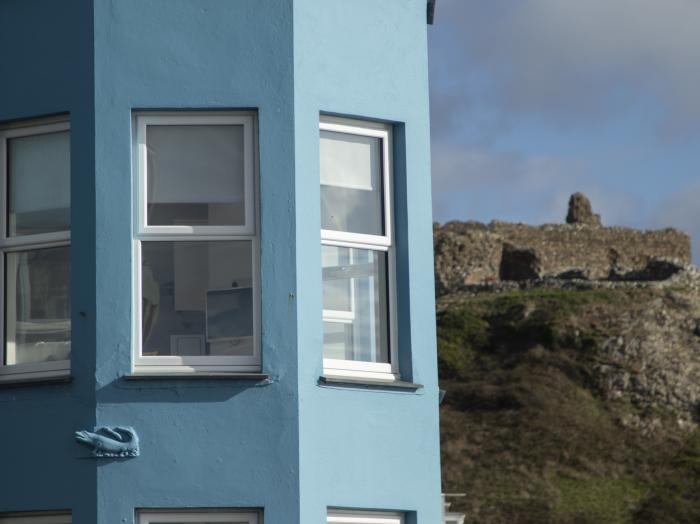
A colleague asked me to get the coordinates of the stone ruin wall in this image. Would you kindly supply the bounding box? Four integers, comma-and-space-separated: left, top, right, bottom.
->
434, 220, 692, 296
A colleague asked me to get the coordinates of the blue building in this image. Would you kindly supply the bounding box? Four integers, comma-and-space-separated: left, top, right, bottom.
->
0, 1, 440, 523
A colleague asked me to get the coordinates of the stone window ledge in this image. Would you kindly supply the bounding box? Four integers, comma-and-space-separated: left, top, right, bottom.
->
0, 370, 72, 387
124, 372, 270, 381
319, 375, 423, 390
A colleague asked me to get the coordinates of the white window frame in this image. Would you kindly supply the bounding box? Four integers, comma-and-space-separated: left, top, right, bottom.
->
327, 509, 403, 524
0, 513, 71, 524
320, 116, 398, 381
137, 510, 259, 524
0, 120, 71, 384
132, 112, 260, 373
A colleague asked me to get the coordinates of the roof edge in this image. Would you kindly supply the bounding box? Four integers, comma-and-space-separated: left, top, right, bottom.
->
427, 0, 436, 24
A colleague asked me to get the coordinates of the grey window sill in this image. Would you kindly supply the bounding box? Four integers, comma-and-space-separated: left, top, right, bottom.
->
319, 375, 423, 390
124, 372, 270, 381
0, 372, 72, 388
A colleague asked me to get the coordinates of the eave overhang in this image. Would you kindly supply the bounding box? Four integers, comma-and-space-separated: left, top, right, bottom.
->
427, 0, 436, 24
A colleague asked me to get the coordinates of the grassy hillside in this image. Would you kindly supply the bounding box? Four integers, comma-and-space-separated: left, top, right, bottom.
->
438, 287, 700, 523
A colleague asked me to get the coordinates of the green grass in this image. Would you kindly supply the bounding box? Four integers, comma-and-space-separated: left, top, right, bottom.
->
436, 288, 627, 380
437, 286, 700, 523
553, 475, 647, 524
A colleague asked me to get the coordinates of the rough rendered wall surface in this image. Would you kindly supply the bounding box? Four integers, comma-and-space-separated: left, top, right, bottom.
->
434, 220, 692, 295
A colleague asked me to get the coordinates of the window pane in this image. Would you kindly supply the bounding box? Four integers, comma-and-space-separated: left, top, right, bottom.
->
7, 130, 70, 236
141, 241, 254, 357
146, 125, 246, 226
322, 246, 389, 363
4, 246, 71, 365
320, 131, 384, 236
322, 245, 352, 311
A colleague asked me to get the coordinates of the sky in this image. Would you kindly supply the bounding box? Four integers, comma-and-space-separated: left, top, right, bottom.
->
428, 0, 700, 262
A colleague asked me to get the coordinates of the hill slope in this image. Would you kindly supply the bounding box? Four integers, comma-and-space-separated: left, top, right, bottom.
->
438, 280, 700, 523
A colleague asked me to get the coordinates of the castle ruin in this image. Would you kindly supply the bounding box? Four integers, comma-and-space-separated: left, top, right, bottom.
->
434, 193, 692, 296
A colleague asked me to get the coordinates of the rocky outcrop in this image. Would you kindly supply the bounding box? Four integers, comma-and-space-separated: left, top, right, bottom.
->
438, 269, 700, 521
436, 198, 700, 521
439, 267, 700, 427
566, 191, 602, 226
434, 194, 691, 296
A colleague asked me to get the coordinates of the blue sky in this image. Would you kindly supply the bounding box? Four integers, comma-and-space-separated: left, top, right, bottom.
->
428, 0, 700, 262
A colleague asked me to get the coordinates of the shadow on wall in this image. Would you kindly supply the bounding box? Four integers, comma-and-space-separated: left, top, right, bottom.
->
95, 376, 274, 404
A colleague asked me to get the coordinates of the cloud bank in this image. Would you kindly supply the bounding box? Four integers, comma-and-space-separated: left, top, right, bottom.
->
431, 0, 700, 139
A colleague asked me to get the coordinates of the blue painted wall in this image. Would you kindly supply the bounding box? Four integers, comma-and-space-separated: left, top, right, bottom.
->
91, 1, 299, 522
0, 1, 97, 522
0, 1, 439, 522
293, 1, 441, 522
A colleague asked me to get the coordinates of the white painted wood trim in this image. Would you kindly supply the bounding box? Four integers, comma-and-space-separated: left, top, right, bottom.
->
137, 510, 259, 524
321, 230, 391, 249
135, 113, 256, 236
320, 116, 399, 380
132, 112, 261, 373
0, 119, 71, 377
327, 510, 404, 524
319, 118, 393, 246
322, 360, 397, 381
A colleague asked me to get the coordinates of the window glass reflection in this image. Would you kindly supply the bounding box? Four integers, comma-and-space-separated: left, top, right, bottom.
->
141, 241, 253, 357
8, 131, 70, 237
5, 246, 71, 365
322, 245, 389, 363
320, 131, 384, 236
146, 125, 246, 226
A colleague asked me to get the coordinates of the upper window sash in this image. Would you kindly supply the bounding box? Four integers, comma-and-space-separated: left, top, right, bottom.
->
320, 118, 393, 248
0, 121, 71, 248
137, 511, 259, 523
327, 510, 404, 524
135, 113, 256, 238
